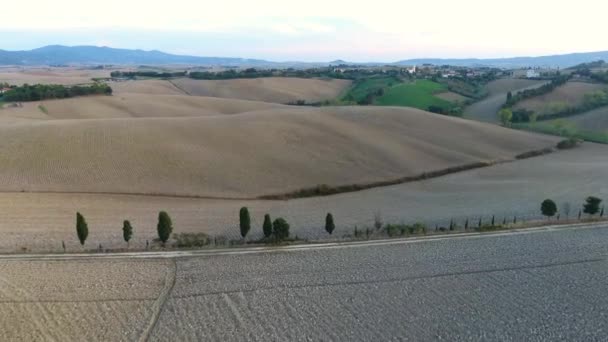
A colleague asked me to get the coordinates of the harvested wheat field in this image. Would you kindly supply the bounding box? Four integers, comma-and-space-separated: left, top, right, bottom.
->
0, 258, 170, 341
0, 143, 604, 253
0, 106, 557, 198
170, 77, 351, 103
566, 106, 608, 132
465, 78, 547, 122
0, 67, 107, 85
515, 81, 607, 114
108, 79, 187, 95
0, 94, 287, 120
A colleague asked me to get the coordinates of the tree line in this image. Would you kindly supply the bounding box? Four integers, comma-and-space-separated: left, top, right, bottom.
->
503, 74, 570, 108
71, 195, 605, 250
110, 71, 187, 79
1, 83, 112, 102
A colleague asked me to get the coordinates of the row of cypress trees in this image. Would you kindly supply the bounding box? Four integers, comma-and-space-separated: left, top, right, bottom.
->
238, 207, 335, 240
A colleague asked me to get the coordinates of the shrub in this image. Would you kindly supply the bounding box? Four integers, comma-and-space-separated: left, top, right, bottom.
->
556, 138, 581, 150
583, 196, 602, 216
541, 199, 558, 218
325, 213, 335, 235
239, 207, 251, 238
272, 218, 290, 241
157, 211, 173, 245
76, 212, 88, 246
174, 233, 210, 248
263, 214, 272, 238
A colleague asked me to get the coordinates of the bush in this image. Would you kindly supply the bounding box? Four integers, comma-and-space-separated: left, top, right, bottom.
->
272, 218, 290, 241
556, 138, 581, 150
541, 199, 558, 218
583, 196, 602, 216
174, 233, 210, 248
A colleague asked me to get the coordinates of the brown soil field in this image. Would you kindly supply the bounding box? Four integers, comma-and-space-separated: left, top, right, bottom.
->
484, 78, 547, 96
435, 91, 468, 103
566, 106, 608, 132
0, 142, 603, 253
0, 259, 169, 341
515, 81, 607, 114
0, 106, 556, 198
108, 79, 187, 95
170, 77, 352, 103
0, 94, 287, 120
0, 67, 108, 85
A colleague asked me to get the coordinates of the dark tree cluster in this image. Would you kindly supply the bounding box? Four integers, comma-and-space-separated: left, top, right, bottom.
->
2, 83, 112, 102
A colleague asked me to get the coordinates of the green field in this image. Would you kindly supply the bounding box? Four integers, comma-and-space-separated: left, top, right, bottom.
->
375, 80, 454, 111
342, 76, 399, 103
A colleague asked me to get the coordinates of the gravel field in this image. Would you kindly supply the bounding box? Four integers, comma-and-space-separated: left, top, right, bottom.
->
0, 143, 605, 253
4, 225, 605, 341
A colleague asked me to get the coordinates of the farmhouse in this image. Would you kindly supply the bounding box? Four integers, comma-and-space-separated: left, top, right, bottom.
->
0, 87, 11, 94
526, 69, 540, 78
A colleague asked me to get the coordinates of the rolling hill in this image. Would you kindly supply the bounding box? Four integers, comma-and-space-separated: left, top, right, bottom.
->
0, 105, 557, 198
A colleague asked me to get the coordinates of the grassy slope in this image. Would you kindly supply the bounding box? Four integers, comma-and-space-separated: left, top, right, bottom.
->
375, 80, 453, 110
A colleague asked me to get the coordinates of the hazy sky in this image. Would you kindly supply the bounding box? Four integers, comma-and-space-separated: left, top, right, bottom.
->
1, 0, 606, 62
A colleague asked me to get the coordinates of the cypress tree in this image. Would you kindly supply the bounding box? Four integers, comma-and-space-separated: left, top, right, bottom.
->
157, 211, 173, 245
478, 217, 482, 228
464, 219, 469, 230
491, 215, 495, 226
123, 220, 133, 247
263, 214, 272, 238
76, 212, 88, 246
325, 213, 335, 235
239, 207, 251, 238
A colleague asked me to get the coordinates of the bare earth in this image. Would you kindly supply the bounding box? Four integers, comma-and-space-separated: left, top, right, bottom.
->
0, 142, 605, 253
0, 105, 556, 198
170, 77, 352, 103
2, 225, 608, 341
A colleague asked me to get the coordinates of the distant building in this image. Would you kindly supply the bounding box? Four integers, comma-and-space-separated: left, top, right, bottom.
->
526, 69, 540, 78
404, 66, 416, 74
0, 88, 11, 94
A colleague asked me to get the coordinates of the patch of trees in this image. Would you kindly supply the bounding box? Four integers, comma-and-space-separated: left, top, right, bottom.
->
2, 83, 112, 102
504, 74, 570, 108
110, 71, 187, 78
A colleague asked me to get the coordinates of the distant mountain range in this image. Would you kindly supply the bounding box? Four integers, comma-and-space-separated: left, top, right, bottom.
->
1, 45, 607, 68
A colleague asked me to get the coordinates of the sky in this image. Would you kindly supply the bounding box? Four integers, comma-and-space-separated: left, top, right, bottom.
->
0, 0, 606, 62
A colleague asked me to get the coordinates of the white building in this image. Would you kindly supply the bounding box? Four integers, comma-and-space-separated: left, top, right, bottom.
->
526, 69, 540, 78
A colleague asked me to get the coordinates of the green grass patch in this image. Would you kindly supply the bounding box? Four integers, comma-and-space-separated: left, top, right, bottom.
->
342, 76, 400, 103
375, 80, 453, 110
